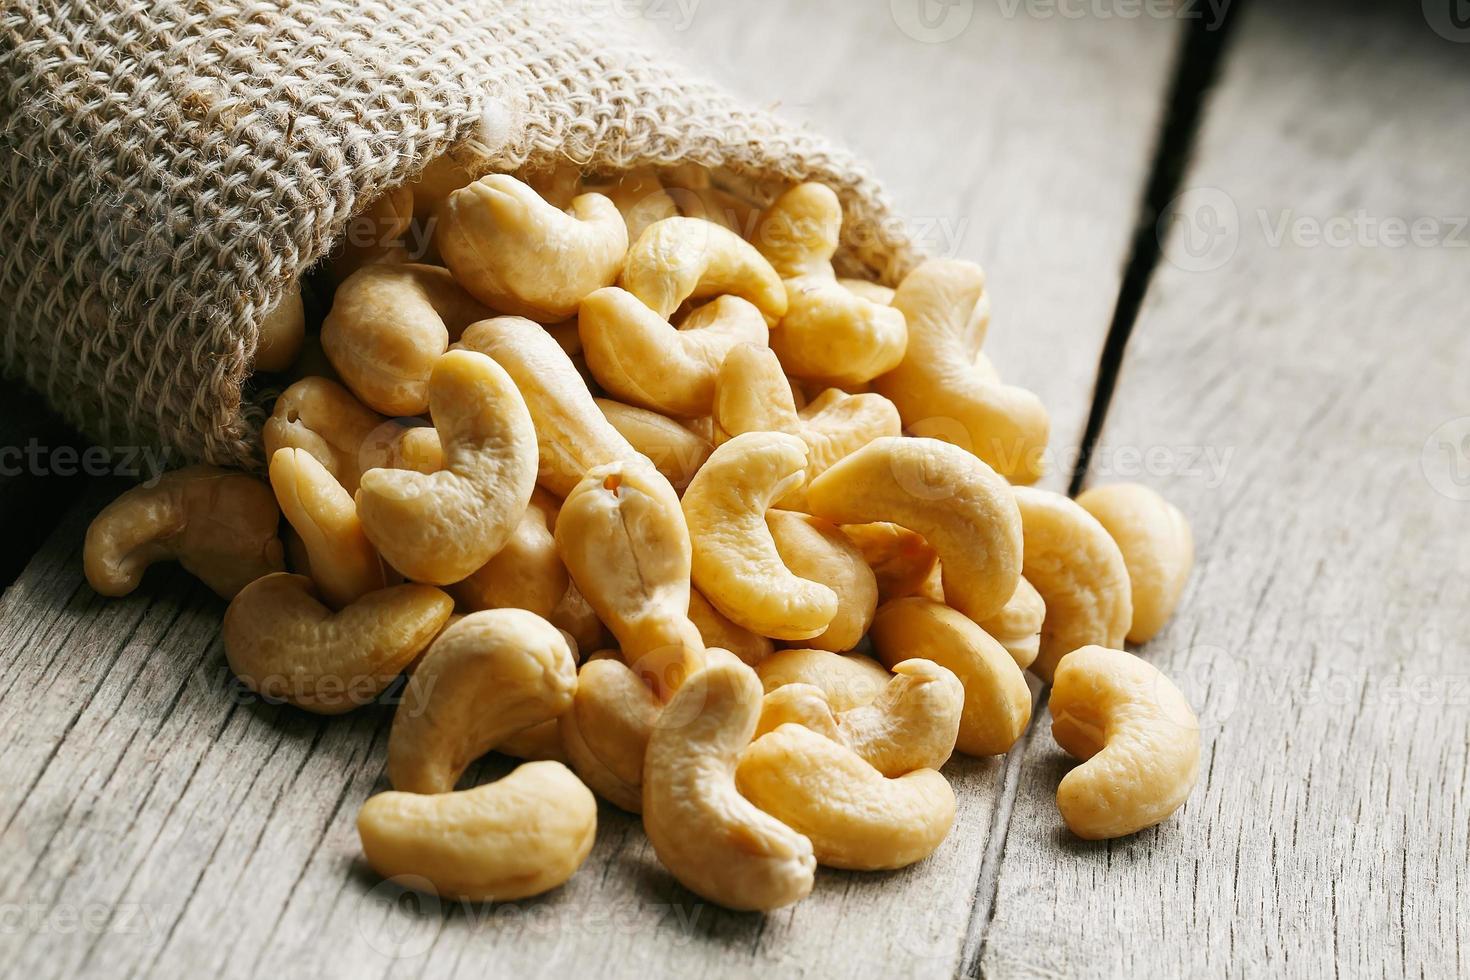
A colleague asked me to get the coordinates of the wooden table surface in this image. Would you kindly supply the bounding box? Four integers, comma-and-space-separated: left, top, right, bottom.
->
2, 1, 1466, 977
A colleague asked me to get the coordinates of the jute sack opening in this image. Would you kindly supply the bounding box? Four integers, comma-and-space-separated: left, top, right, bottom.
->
1, 0, 921, 472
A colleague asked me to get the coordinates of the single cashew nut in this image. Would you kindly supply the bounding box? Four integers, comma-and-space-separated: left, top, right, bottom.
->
755, 648, 892, 712
682, 432, 839, 640
753, 183, 908, 384
437, 174, 628, 322
596, 398, 714, 492
579, 287, 769, 417
559, 656, 661, 813
358, 760, 596, 902
806, 436, 1023, 623
549, 581, 609, 656
642, 655, 815, 911
556, 461, 703, 699
268, 448, 388, 609
688, 588, 774, 667
84, 466, 285, 599
620, 216, 787, 323
322, 263, 491, 416
976, 575, 1046, 670
263, 377, 390, 495
765, 510, 878, 652
329, 184, 414, 284
254, 285, 306, 372
497, 719, 569, 765
873, 259, 1050, 484
1076, 483, 1194, 644
223, 573, 452, 714
840, 522, 939, 603
387, 609, 577, 793
456, 316, 645, 498
356, 350, 538, 585
736, 723, 954, 871
757, 659, 963, 776
410, 155, 476, 223
871, 598, 1032, 756
451, 490, 568, 618
1013, 487, 1133, 682
839, 278, 895, 305
586, 168, 681, 247
1050, 646, 1200, 839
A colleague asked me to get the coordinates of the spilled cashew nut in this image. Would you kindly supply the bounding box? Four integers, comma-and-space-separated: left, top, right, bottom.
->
596, 398, 714, 493
451, 490, 567, 618
559, 655, 661, 813
620, 216, 787, 323
688, 589, 773, 667
755, 648, 892, 712
356, 350, 538, 585
976, 575, 1045, 670
387, 609, 577, 793
840, 522, 939, 603
765, 510, 878, 652
590, 167, 679, 242
1076, 483, 1194, 644
1049, 646, 1199, 840
254, 285, 306, 372
263, 377, 389, 495
84, 466, 284, 599
268, 448, 388, 608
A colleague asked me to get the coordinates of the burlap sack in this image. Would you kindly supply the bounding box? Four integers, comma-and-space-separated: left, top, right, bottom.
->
1, 0, 920, 472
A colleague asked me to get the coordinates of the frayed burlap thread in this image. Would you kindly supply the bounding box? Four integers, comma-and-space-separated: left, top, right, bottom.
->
1, 0, 920, 471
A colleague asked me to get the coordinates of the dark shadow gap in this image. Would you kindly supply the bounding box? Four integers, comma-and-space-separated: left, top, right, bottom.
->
0, 389, 89, 594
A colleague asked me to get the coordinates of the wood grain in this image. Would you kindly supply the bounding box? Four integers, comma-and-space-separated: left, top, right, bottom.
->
0, 2, 1180, 978
978, 3, 1470, 976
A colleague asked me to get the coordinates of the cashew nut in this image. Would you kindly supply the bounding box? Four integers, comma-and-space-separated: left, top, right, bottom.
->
870, 597, 1031, 756
1076, 483, 1194, 644
873, 259, 1050, 484
753, 183, 907, 385
549, 581, 609, 656
450, 489, 567, 619
497, 720, 569, 765
765, 509, 878, 652
321, 263, 491, 416
587, 168, 680, 242
579, 287, 769, 417
736, 723, 954, 871
410, 155, 475, 222
559, 655, 661, 813
358, 760, 596, 902
263, 377, 390, 495
756, 659, 962, 777
385, 425, 443, 475
329, 184, 414, 284
755, 648, 892, 712
688, 588, 773, 667
254, 285, 306, 372
1049, 646, 1200, 839
387, 609, 577, 793
840, 522, 939, 603
437, 174, 628, 322
555, 461, 703, 699
268, 448, 388, 609
355, 350, 538, 585
1013, 487, 1133, 682
642, 654, 815, 911
977, 575, 1046, 670
84, 466, 285, 599
682, 432, 838, 640
596, 398, 714, 492
839, 278, 895, 305
222, 573, 452, 714
805, 436, 1023, 623
455, 316, 645, 498
620, 216, 787, 323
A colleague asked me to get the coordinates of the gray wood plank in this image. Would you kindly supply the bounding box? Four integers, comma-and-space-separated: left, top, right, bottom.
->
0, 3, 1180, 978
979, 4, 1470, 977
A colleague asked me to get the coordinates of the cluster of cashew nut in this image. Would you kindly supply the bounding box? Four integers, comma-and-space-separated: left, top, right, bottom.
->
80, 160, 1206, 911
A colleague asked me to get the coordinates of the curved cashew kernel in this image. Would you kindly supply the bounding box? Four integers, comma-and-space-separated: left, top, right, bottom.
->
330, 184, 414, 284
839, 278, 895, 305
456, 317, 645, 498
873, 259, 1050, 484
437, 174, 628, 322
450, 490, 567, 618
497, 720, 569, 765
358, 761, 596, 902
1076, 483, 1194, 644
559, 656, 661, 813
321, 263, 491, 416
682, 432, 838, 640
755, 649, 892, 712
643, 655, 815, 911
688, 589, 773, 666
550, 581, 609, 656
806, 436, 1023, 623
765, 510, 878, 652
268, 448, 388, 609
1050, 646, 1199, 839
356, 350, 538, 585
263, 377, 388, 495
223, 574, 452, 714
870, 598, 1031, 756
590, 168, 680, 242
736, 724, 954, 871
579, 287, 768, 417
757, 659, 963, 776
596, 398, 714, 492
1013, 487, 1133, 682
754, 183, 907, 385
387, 609, 577, 793
556, 462, 703, 700
840, 522, 939, 603
620, 217, 787, 322
977, 575, 1045, 670
254, 286, 306, 372
84, 466, 284, 599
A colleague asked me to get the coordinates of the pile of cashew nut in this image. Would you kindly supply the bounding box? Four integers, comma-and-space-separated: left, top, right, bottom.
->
82, 159, 1202, 910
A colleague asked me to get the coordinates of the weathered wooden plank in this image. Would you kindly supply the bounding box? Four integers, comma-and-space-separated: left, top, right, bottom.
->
0, 3, 1181, 978
979, 3, 1470, 977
